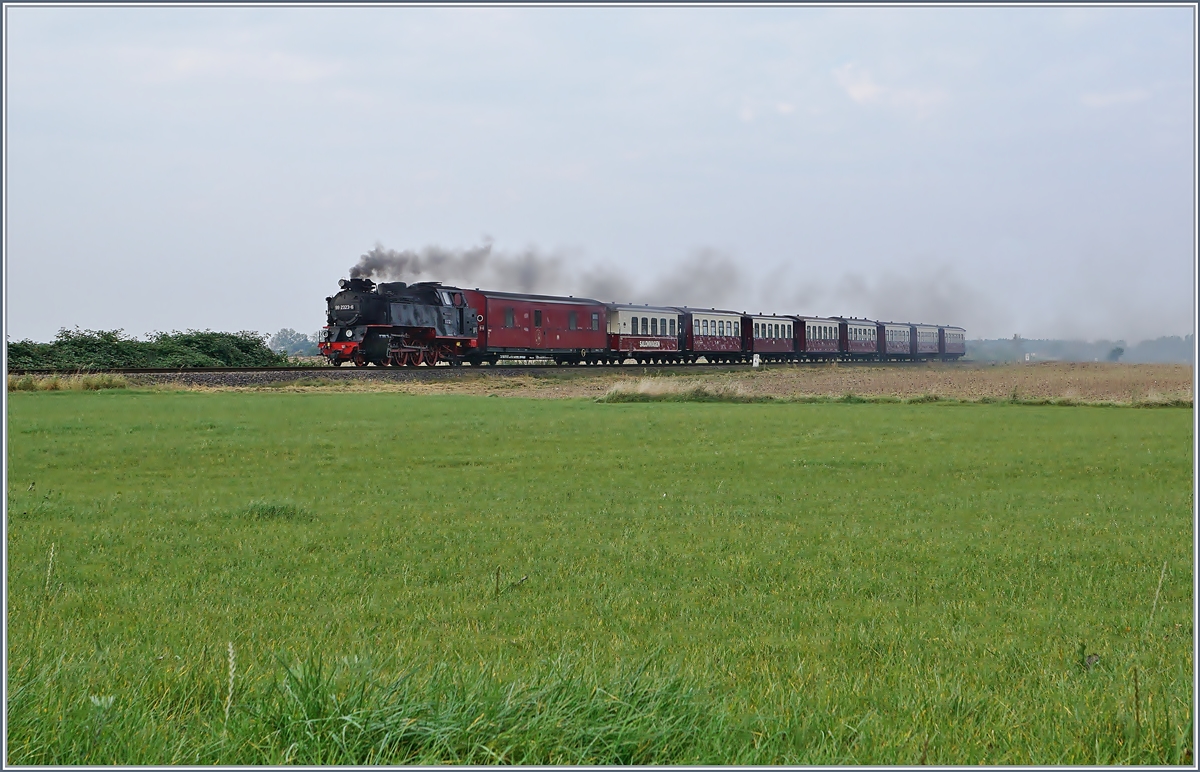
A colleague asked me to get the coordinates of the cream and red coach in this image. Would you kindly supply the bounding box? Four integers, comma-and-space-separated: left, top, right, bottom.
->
607, 305, 682, 363
744, 315, 796, 362
679, 308, 744, 363
876, 322, 912, 360
838, 318, 878, 358
910, 324, 940, 358
939, 326, 966, 359
797, 317, 842, 359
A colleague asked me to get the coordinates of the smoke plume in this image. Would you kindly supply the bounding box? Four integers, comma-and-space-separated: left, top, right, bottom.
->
347, 242, 1003, 334
350, 241, 569, 295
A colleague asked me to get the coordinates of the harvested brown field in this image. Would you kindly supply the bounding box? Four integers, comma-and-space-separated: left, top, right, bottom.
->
135, 361, 1193, 405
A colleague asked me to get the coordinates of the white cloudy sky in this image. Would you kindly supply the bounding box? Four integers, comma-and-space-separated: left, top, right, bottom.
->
4, 6, 1195, 342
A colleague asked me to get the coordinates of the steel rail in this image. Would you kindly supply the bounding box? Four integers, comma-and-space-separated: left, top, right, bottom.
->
8, 359, 961, 376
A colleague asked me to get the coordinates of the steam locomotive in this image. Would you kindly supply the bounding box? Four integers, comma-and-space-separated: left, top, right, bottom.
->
318, 278, 966, 366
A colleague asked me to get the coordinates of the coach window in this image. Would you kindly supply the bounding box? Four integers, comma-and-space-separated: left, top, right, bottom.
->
568, 311, 578, 330
755, 323, 760, 338
651, 317, 658, 336
504, 307, 515, 328
630, 316, 637, 335
592, 313, 600, 331
534, 310, 543, 327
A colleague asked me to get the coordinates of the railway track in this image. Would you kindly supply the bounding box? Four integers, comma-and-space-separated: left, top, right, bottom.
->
10, 359, 959, 377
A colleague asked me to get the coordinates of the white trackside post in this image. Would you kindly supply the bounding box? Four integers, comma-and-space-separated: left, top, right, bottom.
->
752, 354, 761, 368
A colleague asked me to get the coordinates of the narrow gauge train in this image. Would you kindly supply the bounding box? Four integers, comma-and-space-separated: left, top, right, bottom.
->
318, 277, 966, 366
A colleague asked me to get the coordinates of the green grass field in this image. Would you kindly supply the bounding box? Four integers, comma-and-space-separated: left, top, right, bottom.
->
6, 390, 1194, 764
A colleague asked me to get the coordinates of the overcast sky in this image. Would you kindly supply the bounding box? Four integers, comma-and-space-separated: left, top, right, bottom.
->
4, 5, 1195, 343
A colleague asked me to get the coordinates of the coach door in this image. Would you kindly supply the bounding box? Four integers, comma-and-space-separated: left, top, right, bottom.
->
532, 308, 545, 347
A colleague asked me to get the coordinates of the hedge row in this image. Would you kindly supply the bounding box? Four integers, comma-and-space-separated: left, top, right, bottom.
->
7, 329, 290, 370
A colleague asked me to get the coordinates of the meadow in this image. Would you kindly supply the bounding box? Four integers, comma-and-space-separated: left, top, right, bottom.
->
5, 389, 1194, 764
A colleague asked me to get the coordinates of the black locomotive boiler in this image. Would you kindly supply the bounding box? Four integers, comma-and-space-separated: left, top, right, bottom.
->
320, 278, 479, 366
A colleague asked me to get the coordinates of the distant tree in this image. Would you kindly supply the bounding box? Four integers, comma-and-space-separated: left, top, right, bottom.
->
1106, 346, 1124, 362
269, 328, 319, 356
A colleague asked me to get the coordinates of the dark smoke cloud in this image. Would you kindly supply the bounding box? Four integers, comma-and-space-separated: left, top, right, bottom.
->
640, 249, 746, 309
350, 241, 572, 295
348, 242, 1001, 333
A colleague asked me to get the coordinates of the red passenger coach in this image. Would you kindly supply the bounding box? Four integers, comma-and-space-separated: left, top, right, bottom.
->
744, 315, 796, 361
607, 305, 682, 363
838, 318, 878, 358
798, 317, 841, 358
478, 291, 607, 362
939, 326, 966, 360
680, 308, 745, 363
910, 324, 940, 358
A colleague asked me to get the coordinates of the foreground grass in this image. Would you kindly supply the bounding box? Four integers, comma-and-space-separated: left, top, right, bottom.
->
6, 391, 1194, 764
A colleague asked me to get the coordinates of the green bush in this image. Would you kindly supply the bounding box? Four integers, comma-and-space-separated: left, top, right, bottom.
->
6, 329, 289, 370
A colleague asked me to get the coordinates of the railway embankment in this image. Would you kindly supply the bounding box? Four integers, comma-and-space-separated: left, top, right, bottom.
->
11, 361, 1183, 404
